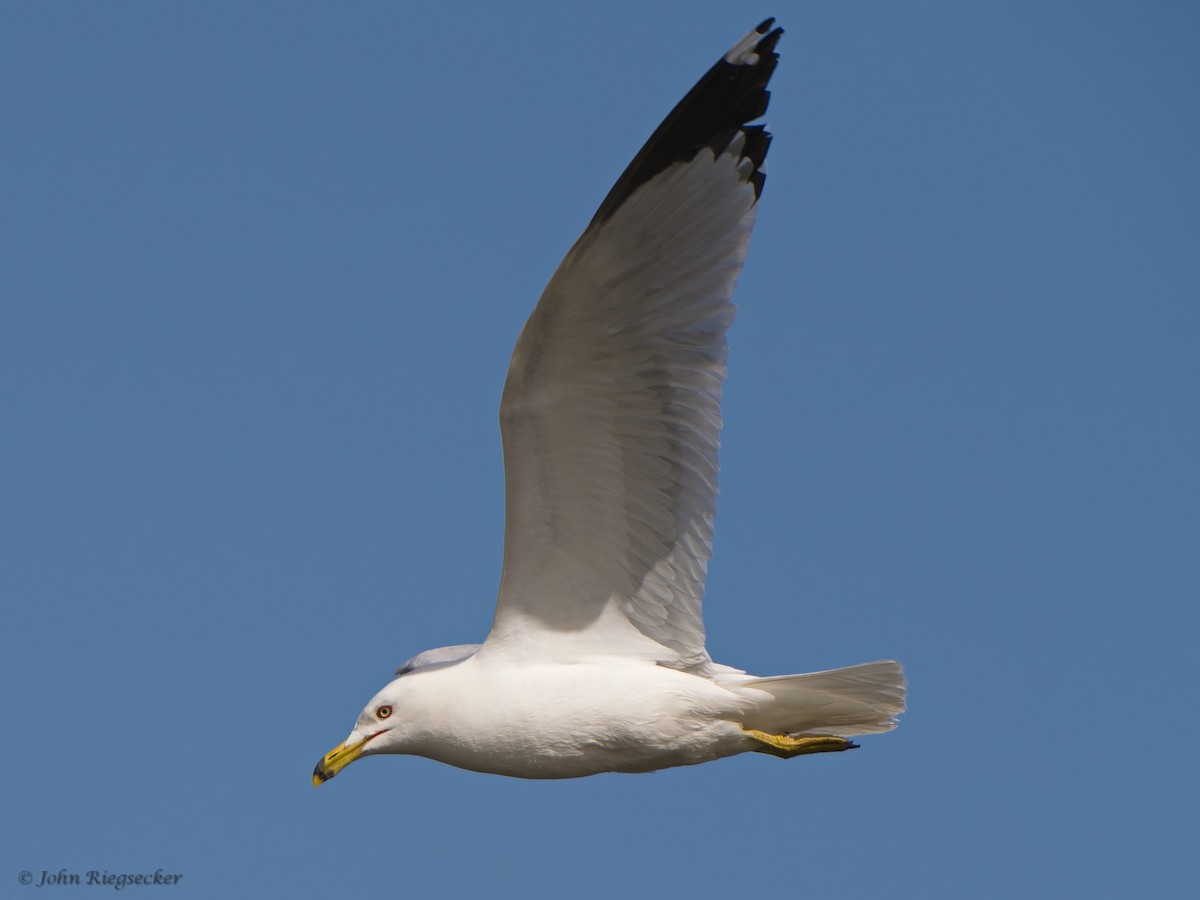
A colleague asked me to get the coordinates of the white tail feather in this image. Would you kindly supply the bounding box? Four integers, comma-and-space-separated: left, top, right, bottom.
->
737, 660, 907, 737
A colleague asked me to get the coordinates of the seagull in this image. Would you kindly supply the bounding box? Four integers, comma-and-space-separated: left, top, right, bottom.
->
314, 19, 905, 783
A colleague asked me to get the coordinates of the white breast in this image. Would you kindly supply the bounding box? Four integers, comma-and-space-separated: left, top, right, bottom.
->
394, 655, 752, 778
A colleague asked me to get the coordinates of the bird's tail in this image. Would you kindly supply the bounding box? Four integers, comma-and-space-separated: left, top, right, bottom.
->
734, 659, 907, 737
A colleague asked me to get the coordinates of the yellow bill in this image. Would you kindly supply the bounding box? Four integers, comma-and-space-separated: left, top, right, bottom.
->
312, 736, 371, 786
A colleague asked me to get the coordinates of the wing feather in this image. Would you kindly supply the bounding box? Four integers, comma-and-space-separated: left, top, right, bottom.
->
483, 22, 783, 665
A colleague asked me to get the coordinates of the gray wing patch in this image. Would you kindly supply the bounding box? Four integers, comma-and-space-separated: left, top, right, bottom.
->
395, 643, 481, 676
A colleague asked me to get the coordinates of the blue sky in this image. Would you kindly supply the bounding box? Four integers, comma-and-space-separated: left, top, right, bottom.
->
3, 1, 1197, 896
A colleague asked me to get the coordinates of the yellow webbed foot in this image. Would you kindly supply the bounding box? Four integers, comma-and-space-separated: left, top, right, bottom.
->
743, 728, 859, 759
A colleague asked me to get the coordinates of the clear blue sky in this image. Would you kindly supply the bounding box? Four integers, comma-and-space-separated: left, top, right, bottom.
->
4, 1, 1197, 897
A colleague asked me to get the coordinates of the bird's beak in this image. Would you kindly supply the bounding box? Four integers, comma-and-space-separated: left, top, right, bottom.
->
312, 735, 371, 787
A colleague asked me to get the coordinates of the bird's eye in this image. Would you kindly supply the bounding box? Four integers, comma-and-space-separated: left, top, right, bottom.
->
375, 705, 392, 719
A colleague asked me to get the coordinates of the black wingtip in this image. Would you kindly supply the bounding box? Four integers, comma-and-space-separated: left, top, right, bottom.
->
726, 19, 783, 69
588, 21, 783, 227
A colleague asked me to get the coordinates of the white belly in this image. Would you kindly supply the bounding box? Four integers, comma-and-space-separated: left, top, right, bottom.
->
392, 656, 752, 778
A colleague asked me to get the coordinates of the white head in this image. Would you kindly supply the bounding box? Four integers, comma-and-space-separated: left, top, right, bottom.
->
311, 679, 408, 785
312, 644, 480, 785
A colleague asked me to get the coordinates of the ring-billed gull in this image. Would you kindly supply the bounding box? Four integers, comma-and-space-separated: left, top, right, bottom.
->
314, 19, 905, 783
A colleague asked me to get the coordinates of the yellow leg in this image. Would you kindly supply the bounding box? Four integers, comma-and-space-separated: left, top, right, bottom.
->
743, 728, 859, 759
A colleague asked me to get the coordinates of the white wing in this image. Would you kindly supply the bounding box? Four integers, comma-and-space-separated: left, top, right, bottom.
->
482, 21, 783, 667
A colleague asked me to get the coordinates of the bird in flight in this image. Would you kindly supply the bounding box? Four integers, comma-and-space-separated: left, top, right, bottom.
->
314, 19, 905, 783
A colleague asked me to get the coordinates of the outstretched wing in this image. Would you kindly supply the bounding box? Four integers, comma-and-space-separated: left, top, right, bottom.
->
483, 21, 783, 667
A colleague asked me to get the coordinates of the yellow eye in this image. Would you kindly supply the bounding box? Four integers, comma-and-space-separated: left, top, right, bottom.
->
375, 705, 392, 720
